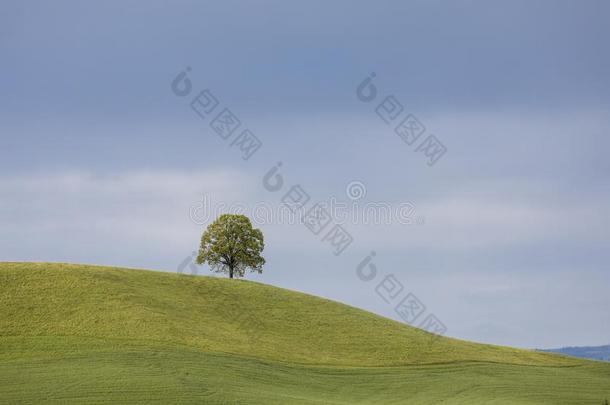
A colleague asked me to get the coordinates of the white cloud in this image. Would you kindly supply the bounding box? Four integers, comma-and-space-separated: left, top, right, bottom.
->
0, 169, 252, 265
3, 168, 608, 265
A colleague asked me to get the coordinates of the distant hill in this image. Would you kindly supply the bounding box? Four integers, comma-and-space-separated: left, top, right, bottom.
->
2, 262, 610, 404
543, 345, 610, 362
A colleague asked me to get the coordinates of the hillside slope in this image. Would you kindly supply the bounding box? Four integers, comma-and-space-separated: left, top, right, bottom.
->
1, 262, 609, 404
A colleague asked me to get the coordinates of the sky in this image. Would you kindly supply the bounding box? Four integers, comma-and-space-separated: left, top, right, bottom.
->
1, 0, 609, 349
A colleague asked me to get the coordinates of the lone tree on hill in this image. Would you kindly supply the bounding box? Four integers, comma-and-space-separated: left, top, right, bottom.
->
196, 214, 265, 279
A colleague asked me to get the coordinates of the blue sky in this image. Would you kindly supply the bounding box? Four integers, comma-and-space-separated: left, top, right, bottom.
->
1, 0, 609, 348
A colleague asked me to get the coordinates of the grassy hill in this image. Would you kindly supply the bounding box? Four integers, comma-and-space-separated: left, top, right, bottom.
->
1, 262, 609, 404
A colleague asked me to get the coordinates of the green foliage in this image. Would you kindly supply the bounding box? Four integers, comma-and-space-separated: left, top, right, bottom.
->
2, 262, 610, 404
196, 214, 265, 278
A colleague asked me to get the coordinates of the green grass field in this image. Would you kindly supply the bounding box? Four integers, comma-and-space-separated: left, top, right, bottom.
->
1, 262, 609, 403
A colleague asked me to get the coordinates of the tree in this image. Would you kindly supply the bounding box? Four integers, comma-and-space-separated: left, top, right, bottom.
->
196, 214, 265, 279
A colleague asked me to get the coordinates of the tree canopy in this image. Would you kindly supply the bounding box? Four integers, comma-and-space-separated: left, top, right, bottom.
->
196, 214, 265, 279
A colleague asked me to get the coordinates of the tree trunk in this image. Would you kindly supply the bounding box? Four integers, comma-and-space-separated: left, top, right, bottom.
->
229, 266, 234, 279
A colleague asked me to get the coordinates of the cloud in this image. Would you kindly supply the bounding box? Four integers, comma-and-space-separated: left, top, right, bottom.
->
0, 169, 252, 266
347, 192, 610, 253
